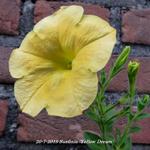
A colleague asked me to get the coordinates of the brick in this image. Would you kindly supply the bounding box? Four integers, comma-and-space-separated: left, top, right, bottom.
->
0, 47, 14, 83
122, 9, 150, 45
132, 110, 150, 144
34, 0, 110, 23
0, 100, 8, 136
17, 110, 99, 142
17, 108, 150, 144
0, 0, 21, 35
106, 56, 150, 93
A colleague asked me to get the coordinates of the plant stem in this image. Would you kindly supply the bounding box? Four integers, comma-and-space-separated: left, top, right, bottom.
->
96, 84, 110, 150
95, 75, 115, 149
117, 88, 135, 149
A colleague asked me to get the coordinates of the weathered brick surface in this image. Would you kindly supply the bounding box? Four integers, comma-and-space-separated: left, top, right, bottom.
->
0, 0, 21, 35
34, 0, 110, 23
0, 47, 14, 83
17, 108, 150, 144
132, 113, 150, 144
17, 111, 99, 142
122, 9, 150, 45
107, 57, 150, 93
0, 100, 8, 136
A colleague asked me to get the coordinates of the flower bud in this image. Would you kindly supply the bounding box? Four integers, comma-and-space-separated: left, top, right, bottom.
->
128, 61, 140, 97
110, 46, 131, 78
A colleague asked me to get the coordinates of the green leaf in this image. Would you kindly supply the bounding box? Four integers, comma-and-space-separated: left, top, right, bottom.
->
105, 120, 114, 133
130, 126, 141, 133
122, 106, 130, 115
106, 135, 115, 142
85, 110, 99, 123
135, 113, 150, 121
142, 95, 150, 104
116, 128, 121, 141
100, 69, 107, 85
119, 134, 128, 148
116, 136, 132, 150
110, 46, 131, 78
129, 113, 134, 121
104, 108, 118, 124
118, 135, 132, 150
118, 94, 129, 104
137, 99, 145, 111
105, 107, 130, 124
84, 132, 103, 150
123, 137, 132, 150
105, 104, 117, 115
138, 95, 150, 111
84, 131, 100, 142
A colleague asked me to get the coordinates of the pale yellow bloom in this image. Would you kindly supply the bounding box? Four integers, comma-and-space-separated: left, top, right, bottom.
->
9, 5, 116, 117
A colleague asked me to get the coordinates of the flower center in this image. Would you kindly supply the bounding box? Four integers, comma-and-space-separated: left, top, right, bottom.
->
53, 57, 73, 70
51, 50, 74, 71
66, 61, 72, 70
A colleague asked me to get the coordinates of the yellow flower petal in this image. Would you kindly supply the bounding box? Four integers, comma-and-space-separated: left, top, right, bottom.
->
14, 70, 53, 111
72, 29, 116, 72
56, 5, 83, 55
46, 70, 98, 117
20, 31, 61, 60
55, 5, 84, 25
9, 49, 54, 78
33, 5, 84, 61
59, 15, 115, 55
16, 69, 97, 117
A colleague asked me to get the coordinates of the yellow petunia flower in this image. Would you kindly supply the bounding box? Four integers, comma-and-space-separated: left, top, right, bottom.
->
9, 5, 116, 117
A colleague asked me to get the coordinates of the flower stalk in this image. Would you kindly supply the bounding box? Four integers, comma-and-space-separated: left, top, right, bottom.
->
84, 47, 150, 150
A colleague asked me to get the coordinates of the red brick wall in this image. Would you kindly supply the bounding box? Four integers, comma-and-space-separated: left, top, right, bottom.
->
0, 0, 150, 149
